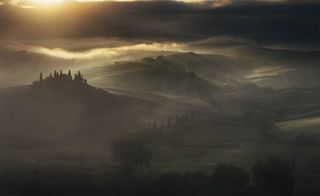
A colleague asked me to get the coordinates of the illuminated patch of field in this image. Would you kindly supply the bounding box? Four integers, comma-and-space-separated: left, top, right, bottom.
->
244, 66, 297, 80
277, 117, 320, 133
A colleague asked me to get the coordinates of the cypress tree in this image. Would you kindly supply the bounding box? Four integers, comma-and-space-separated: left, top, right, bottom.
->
39, 72, 43, 82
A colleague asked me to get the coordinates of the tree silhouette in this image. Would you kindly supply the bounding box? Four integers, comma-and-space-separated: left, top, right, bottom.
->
252, 158, 295, 194
211, 164, 250, 193
68, 70, 72, 79
111, 137, 152, 174
54, 70, 58, 79
33, 70, 88, 87
39, 72, 43, 82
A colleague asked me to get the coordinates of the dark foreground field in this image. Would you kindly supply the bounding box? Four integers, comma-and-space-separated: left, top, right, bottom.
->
1, 139, 320, 195
0, 159, 308, 195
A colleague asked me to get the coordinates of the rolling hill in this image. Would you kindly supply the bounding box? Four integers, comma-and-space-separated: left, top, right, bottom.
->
0, 74, 154, 149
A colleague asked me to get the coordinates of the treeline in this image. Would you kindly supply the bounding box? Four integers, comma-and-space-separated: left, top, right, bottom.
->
294, 132, 320, 146
33, 70, 87, 86
0, 157, 306, 195
130, 112, 196, 145
141, 112, 196, 132
0, 133, 317, 195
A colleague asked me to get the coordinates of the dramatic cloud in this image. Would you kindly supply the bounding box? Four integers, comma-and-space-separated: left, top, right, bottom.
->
3, 0, 235, 8
0, 0, 318, 89
0, 0, 318, 49
1, 36, 255, 62
28, 42, 187, 59
189, 36, 252, 49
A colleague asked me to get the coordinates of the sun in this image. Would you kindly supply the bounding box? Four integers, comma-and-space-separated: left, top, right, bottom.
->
31, 0, 64, 6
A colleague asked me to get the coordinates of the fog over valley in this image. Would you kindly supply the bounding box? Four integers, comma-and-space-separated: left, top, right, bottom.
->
0, 0, 319, 195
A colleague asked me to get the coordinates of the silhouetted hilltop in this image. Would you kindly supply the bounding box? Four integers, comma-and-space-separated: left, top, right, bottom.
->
0, 72, 156, 149
33, 70, 87, 87
85, 50, 320, 93
86, 52, 259, 95
28, 71, 122, 106
86, 54, 223, 107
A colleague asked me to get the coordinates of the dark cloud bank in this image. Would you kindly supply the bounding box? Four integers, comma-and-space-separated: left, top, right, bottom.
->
0, 0, 319, 49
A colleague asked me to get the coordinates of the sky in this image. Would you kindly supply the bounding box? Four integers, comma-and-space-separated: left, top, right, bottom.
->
0, 0, 318, 46
0, 0, 319, 87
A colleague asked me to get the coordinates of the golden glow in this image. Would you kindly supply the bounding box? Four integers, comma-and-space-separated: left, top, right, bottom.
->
28, 43, 187, 60
31, 0, 64, 6
7, 0, 287, 8
9, 0, 65, 8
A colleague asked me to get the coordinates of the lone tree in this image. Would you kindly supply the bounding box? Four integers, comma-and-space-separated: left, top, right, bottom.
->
68, 70, 72, 79
252, 158, 295, 194
111, 137, 152, 174
211, 164, 250, 193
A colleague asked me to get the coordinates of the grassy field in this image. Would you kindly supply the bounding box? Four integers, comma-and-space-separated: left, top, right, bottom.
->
150, 142, 320, 175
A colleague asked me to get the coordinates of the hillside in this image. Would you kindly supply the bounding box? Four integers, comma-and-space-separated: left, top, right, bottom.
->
84, 57, 224, 107
85, 49, 320, 97
0, 71, 155, 150
229, 46, 320, 67
150, 52, 256, 85
86, 52, 256, 88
